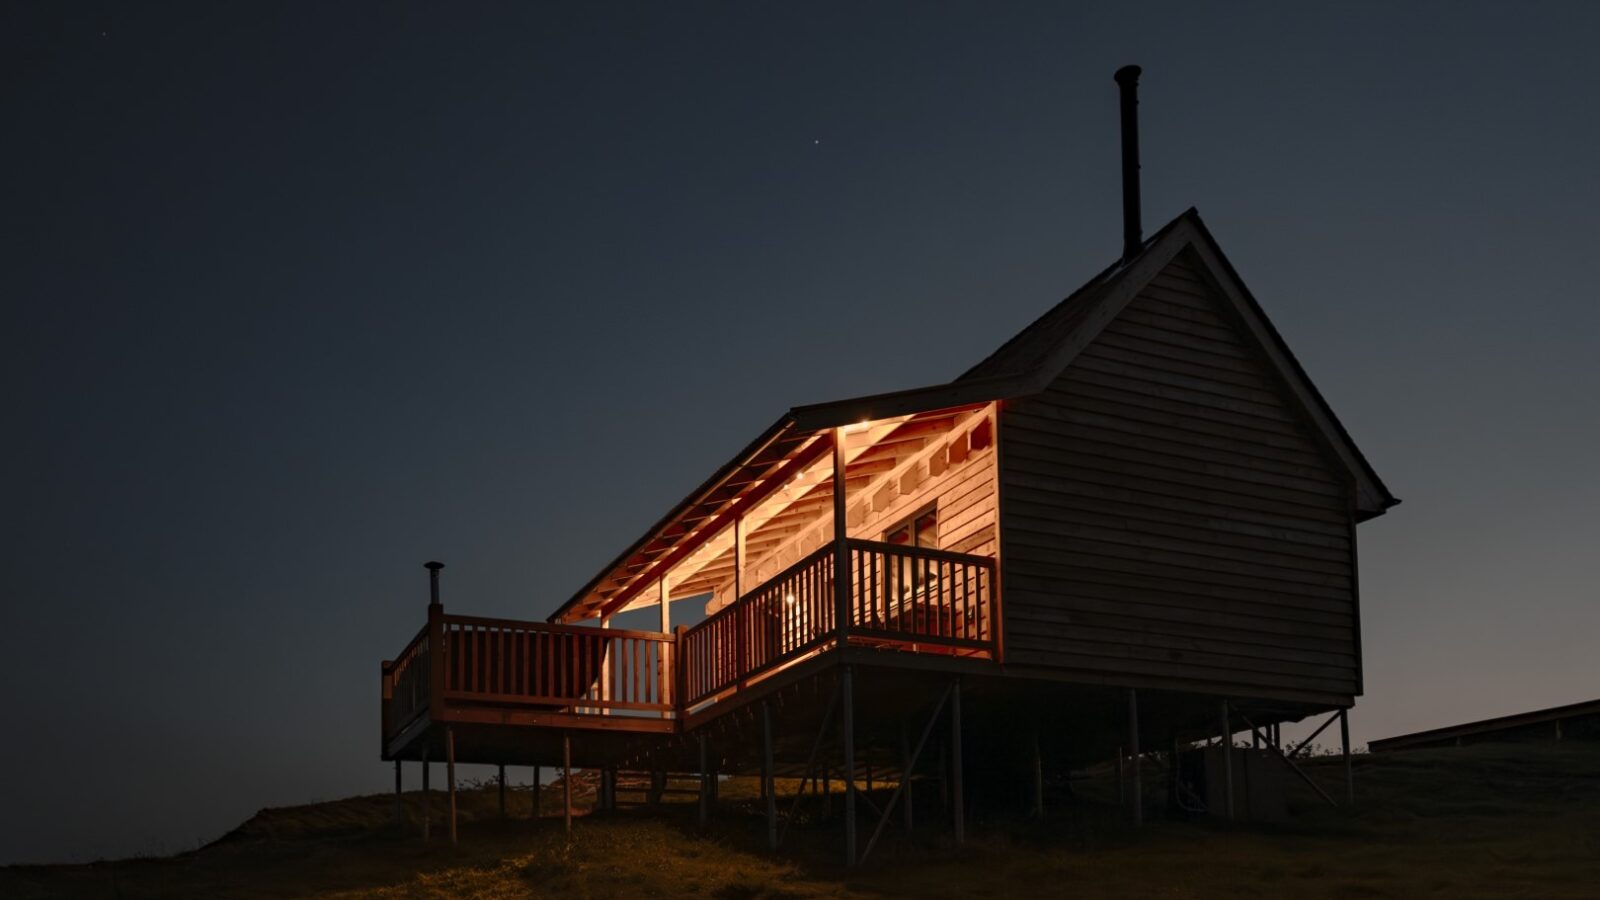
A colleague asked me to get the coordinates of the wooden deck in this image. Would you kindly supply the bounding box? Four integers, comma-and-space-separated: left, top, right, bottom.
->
381, 539, 998, 766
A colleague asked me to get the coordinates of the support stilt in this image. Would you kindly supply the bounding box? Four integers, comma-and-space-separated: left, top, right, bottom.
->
1219, 701, 1234, 820
532, 765, 541, 819
1167, 735, 1181, 814
1031, 726, 1044, 818
1127, 689, 1141, 827
394, 759, 403, 828
951, 677, 964, 842
900, 721, 914, 834
1340, 708, 1353, 806
422, 748, 431, 840
843, 665, 858, 866
698, 733, 709, 830
562, 732, 573, 836
446, 726, 458, 845
498, 764, 506, 820
762, 702, 777, 851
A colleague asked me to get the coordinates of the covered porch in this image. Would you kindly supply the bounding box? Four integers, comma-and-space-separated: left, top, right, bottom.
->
379, 398, 1005, 776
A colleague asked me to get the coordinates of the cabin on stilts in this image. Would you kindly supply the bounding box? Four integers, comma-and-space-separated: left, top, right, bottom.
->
378, 67, 1397, 863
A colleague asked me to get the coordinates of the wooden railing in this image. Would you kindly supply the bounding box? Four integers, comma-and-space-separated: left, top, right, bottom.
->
440, 614, 673, 714
680, 544, 838, 707
679, 540, 996, 708
383, 542, 995, 740
843, 539, 995, 650
382, 624, 432, 738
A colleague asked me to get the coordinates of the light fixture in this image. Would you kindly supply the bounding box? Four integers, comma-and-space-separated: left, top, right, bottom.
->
784, 592, 796, 605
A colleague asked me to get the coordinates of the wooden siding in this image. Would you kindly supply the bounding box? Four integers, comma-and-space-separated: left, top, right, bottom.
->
999, 252, 1359, 702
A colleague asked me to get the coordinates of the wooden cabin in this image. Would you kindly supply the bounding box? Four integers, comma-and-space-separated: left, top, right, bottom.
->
379, 71, 1396, 858
380, 207, 1396, 848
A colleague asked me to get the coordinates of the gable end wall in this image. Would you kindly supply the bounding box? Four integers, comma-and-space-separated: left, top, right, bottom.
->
998, 252, 1360, 704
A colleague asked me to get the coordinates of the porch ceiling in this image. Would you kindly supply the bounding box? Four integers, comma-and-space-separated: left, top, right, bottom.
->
550, 401, 987, 624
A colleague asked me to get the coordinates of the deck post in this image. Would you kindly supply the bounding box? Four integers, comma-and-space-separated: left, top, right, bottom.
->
900, 720, 914, 833
498, 764, 506, 820
1219, 701, 1234, 820
658, 577, 671, 718
697, 733, 709, 829
394, 760, 403, 828
533, 765, 541, 819
1117, 747, 1125, 804
951, 677, 964, 842
1031, 725, 1044, 819
832, 428, 850, 648
1128, 688, 1141, 827
447, 726, 458, 845
422, 747, 431, 840
1340, 708, 1353, 806
763, 701, 777, 851
562, 732, 573, 836
842, 665, 858, 866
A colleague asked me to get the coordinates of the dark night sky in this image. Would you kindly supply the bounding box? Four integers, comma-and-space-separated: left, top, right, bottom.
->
4, 2, 1597, 864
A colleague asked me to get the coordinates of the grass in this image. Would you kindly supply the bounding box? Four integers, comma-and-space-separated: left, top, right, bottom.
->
3, 742, 1597, 898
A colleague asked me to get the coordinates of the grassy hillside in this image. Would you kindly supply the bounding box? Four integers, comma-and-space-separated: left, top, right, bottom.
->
4, 742, 1597, 898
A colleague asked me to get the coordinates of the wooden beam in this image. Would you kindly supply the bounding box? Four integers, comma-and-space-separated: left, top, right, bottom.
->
563, 732, 573, 835
1219, 700, 1234, 820
951, 678, 964, 842
447, 726, 458, 845
1128, 689, 1141, 827
842, 665, 857, 866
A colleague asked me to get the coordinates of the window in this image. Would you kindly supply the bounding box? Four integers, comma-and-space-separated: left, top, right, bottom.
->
884, 505, 937, 601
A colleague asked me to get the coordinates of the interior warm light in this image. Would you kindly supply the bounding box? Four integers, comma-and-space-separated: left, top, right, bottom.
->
784, 593, 796, 605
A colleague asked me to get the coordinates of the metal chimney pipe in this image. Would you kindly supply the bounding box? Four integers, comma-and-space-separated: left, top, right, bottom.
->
1114, 65, 1143, 263
425, 560, 444, 608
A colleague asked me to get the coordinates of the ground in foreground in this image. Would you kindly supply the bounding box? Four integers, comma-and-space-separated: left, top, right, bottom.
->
4, 742, 1597, 898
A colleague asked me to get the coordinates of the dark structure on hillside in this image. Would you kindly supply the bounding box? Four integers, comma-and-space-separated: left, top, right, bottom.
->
378, 67, 1399, 863
1370, 699, 1600, 752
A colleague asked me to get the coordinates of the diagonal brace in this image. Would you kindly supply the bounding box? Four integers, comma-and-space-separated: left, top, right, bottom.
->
777, 678, 842, 848
860, 684, 953, 864
1239, 714, 1339, 808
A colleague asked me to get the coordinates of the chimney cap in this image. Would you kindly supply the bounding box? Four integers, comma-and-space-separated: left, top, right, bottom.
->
1114, 65, 1141, 85
424, 561, 445, 571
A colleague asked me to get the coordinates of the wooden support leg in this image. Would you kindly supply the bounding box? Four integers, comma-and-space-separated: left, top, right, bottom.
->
763, 702, 777, 852
422, 748, 431, 840
1117, 746, 1125, 804
394, 760, 403, 828
1167, 735, 1181, 815
1128, 689, 1141, 827
698, 733, 709, 830
1340, 709, 1353, 807
447, 726, 458, 845
1031, 727, 1044, 819
563, 733, 573, 836
900, 721, 914, 834
533, 765, 541, 820
951, 677, 964, 843
498, 764, 506, 820
1220, 701, 1234, 820
843, 665, 858, 866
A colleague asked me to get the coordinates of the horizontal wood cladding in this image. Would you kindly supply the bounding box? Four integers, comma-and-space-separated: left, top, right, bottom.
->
1000, 254, 1359, 701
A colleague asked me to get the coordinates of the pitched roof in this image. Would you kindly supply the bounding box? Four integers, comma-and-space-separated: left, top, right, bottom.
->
549, 208, 1397, 622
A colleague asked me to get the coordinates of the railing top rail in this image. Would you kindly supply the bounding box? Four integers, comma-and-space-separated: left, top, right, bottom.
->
391, 622, 430, 665
844, 538, 996, 567
439, 613, 670, 642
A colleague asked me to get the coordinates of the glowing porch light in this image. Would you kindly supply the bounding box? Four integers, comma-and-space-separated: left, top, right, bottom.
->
784, 592, 796, 605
